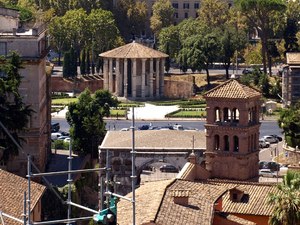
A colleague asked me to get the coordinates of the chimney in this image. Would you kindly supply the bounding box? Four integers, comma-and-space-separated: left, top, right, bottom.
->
172, 190, 189, 206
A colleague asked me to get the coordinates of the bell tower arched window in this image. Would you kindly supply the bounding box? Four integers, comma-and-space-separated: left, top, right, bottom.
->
215, 107, 221, 122
214, 135, 220, 150
232, 108, 239, 122
233, 136, 239, 152
223, 108, 231, 122
224, 135, 229, 151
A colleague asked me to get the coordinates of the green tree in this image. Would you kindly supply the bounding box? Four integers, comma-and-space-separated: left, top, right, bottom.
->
278, 103, 300, 148
198, 0, 230, 28
219, 24, 247, 79
66, 89, 118, 156
63, 51, 71, 78
235, 0, 286, 74
86, 49, 90, 75
86, 9, 122, 54
268, 171, 300, 225
150, 0, 174, 38
80, 49, 86, 75
48, 16, 66, 66
158, 25, 180, 59
0, 52, 32, 163
283, 18, 299, 53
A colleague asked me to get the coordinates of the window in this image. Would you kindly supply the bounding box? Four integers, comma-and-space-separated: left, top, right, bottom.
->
174, 12, 178, 18
172, 3, 178, 8
214, 135, 220, 151
224, 135, 229, 151
215, 107, 221, 122
184, 12, 188, 18
233, 136, 239, 152
0, 42, 7, 56
194, 2, 200, 9
183, 3, 189, 9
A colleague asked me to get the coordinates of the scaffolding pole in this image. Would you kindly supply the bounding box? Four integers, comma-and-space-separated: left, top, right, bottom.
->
27, 155, 31, 225
131, 107, 136, 225
67, 140, 73, 225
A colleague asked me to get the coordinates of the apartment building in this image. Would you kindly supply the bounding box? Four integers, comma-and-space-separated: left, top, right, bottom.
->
0, 7, 51, 176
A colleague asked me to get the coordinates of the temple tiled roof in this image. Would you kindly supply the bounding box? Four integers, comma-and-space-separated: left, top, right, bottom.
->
286, 52, 300, 64
100, 130, 206, 150
204, 79, 261, 99
0, 169, 46, 225
99, 42, 168, 59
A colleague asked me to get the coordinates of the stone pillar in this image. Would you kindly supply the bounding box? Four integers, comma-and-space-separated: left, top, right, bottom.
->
156, 59, 160, 98
109, 58, 114, 93
124, 59, 128, 97
116, 59, 121, 96
160, 58, 165, 97
132, 59, 137, 98
141, 59, 146, 98
149, 58, 154, 98
103, 58, 109, 90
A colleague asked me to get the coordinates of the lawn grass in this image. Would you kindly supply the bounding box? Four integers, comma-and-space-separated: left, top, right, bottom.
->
52, 98, 78, 105
166, 109, 206, 118
110, 109, 127, 117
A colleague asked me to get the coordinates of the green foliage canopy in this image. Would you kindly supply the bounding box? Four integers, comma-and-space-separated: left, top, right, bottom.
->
66, 89, 118, 156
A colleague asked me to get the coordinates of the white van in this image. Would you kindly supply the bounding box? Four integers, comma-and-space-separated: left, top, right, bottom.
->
51, 132, 61, 140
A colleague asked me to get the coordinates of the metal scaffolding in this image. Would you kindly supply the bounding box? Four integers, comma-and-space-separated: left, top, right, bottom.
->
0, 107, 137, 225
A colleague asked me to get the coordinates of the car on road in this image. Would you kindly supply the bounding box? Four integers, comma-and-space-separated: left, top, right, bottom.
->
270, 134, 283, 142
51, 122, 60, 132
259, 169, 278, 178
57, 136, 70, 141
262, 135, 278, 144
259, 138, 270, 148
138, 125, 150, 130
159, 164, 178, 173
51, 132, 62, 140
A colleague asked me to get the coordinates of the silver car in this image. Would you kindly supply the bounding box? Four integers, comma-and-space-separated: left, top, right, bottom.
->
259, 169, 277, 178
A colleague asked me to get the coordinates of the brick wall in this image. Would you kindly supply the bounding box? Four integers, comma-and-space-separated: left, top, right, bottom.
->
51, 76, 103, 93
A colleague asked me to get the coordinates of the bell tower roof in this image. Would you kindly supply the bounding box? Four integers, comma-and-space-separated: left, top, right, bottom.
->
204, 79, 261, 99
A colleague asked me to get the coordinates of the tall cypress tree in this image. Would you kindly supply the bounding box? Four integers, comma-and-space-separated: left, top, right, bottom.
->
86, 50, 91, 75
63, 51, 71, 78
80, 49, 86, 75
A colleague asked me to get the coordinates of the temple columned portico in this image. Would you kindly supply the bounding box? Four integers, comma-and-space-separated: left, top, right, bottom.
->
100, 42, 168, 100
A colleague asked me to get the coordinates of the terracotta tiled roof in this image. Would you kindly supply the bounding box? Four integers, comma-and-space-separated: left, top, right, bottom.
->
286, 52, 300, 64
117, 178, 278, 225
100, 130, 206, 150
217, 212, 257, 225
204, 79, 261, 99
99, 42, 168, 59
117, 179, 173, 225
155, 180, 227, 225
0, 169, 46, 225
206, 180, 278, 216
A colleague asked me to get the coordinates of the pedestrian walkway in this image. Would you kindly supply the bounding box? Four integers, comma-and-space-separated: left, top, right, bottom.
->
51, 106, 68, 119
127, 103, 179, 120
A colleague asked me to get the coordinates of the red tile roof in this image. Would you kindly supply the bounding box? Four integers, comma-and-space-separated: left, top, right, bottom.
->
0, 169, 46, 225
99, 42, 168, 59
204, 79, 261, 99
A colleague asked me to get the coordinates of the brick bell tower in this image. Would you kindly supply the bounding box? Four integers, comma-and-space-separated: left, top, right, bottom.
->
204, 79, 261, 181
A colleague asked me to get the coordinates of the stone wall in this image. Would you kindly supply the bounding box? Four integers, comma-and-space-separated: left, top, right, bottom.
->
164, 79, 194, 99
51, 76, 103, 93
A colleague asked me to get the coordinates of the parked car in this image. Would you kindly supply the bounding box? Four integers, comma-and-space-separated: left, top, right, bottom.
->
51, 132, 62, 140
259, 169, 278, 178
138, 125, 150, 130
159, 164, 178, 173
259, 139, 270, 148
57, 136, 70, 140
173, 124, 184, 130
262, 135, 278, 144
51, 122, 60, 132
270, 134, 283, 142
64, 137, 71, 143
